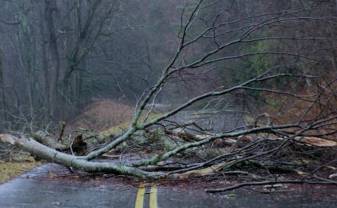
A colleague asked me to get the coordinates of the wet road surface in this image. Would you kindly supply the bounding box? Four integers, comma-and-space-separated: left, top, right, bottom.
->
0, 164, 336, 208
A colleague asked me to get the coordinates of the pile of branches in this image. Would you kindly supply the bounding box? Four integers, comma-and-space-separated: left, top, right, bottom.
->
1, 0, 337, 192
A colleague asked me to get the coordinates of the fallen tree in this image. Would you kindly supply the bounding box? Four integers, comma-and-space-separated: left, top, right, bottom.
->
1, 0, 337, 188
0, 134, 163, 179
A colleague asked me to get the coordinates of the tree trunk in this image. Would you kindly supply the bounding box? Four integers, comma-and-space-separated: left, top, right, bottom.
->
0, 49, 7, 128
0, 134, 162, 179
45, 0, 61, 119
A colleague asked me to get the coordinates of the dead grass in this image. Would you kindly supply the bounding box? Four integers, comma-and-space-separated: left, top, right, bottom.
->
69, 99, 165, 138
69, 99, 134, 131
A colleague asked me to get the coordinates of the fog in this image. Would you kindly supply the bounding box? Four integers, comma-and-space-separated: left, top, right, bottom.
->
0, 1, 337, 197
0, 0, 336, 132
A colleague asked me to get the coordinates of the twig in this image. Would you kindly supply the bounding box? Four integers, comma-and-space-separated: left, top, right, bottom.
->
206, 179, 337, 193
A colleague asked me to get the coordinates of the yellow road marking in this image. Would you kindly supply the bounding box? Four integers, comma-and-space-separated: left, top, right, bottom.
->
149, 185, 158, 208
135, 184, 145, 208
135, 183, 158, 208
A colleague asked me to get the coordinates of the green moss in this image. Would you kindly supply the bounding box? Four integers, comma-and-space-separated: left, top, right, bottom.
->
99, 122, 130, 138
267, 97, 281, 109
99, 112, 164, 139
248, 41, 271, 75
141, 112, 164, 124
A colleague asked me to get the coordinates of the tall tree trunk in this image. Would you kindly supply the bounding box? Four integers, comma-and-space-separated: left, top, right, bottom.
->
45, 0, 61, 119
0, 49, 7, 129
17, 11, 35, 129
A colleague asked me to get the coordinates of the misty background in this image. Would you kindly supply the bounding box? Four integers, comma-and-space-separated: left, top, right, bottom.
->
0, 0, 336, 132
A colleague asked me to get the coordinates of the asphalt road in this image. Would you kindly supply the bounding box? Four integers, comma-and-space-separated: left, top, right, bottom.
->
0, 164, 336, 208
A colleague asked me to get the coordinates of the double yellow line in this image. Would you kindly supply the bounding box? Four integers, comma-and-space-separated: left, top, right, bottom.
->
135, 183, 158, 208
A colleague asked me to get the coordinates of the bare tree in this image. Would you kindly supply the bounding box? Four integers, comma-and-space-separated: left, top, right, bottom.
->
0, 1, 336, 193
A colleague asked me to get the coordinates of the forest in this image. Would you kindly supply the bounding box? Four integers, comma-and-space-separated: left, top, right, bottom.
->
0, 0, 337, 203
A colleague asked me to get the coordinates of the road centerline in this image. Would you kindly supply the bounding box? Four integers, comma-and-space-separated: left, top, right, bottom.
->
135, 183, 158, 208
149, 185, 158, 208
135, 184, 145, 208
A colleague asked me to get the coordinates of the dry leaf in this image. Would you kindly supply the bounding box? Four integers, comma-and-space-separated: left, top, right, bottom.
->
296, 137, 337, 147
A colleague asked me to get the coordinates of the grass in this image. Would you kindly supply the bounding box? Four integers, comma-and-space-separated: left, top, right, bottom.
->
0, 161, 39, 184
